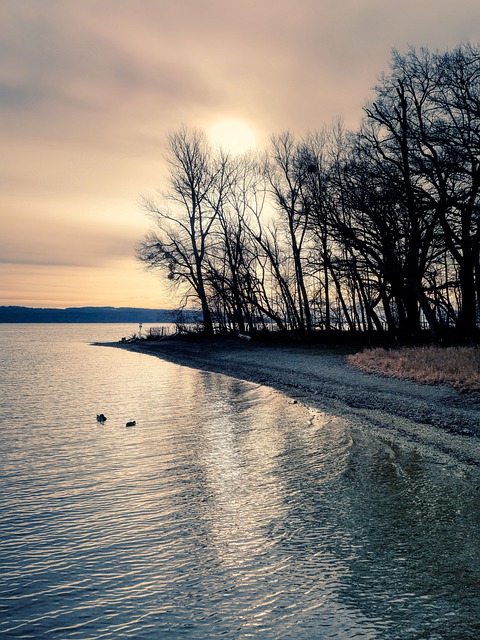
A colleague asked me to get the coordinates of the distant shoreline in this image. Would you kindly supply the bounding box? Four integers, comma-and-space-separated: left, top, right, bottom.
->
0, 305, 187, 324
98, 336, 480, 469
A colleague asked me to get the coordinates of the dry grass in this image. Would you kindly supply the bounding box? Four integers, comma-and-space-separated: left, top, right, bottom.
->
347, 346, 480, 393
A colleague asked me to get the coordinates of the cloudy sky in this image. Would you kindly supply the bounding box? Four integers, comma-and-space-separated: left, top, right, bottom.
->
1, 0, 479, 309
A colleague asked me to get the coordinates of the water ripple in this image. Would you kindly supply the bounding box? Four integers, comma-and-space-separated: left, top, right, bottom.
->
0, 325, 479, 639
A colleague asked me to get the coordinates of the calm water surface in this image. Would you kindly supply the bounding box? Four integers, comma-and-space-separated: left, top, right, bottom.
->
0, 324, 479, 639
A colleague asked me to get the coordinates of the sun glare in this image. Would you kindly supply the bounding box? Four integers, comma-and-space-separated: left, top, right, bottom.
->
208, 119, 257, 155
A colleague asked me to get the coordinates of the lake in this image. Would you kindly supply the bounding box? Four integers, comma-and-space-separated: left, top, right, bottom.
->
0, 324, 479, 639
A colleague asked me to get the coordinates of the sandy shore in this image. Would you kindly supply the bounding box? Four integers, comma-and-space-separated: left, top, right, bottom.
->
99, 337, 480, 468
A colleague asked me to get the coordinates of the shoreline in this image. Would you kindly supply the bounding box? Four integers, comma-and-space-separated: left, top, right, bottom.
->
97, 337, 480, 468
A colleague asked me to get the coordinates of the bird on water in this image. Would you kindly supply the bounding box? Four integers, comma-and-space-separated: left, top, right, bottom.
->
96, 414, 107, 423
126, 421, 136, 427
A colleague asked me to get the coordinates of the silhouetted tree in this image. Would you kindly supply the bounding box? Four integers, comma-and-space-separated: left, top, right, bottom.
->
205, 154, 265, 332
137, 44, 480, 343
355, 45, 480, 340
266, 132, 315, 333
137, 127, 227, 336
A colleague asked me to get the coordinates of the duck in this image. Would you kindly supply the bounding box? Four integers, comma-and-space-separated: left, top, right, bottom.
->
125, 420, 136, 427
96, 414, 107, 423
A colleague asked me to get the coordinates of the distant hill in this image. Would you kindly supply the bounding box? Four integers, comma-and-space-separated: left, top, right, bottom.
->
0, 306, 195, 324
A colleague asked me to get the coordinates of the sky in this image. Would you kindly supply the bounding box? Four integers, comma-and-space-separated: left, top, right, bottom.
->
1, 0, 480, 309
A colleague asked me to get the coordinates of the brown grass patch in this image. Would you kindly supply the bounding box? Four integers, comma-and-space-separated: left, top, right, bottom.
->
347, 346, 480, 393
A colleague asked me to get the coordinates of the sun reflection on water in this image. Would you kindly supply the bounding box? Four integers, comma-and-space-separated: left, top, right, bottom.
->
1, 325, 479, 639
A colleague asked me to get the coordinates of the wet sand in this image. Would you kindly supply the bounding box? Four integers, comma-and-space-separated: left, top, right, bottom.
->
99, 337, 480, 468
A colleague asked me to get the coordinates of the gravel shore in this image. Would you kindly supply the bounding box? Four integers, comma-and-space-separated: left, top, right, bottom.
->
100, 337, 480, 468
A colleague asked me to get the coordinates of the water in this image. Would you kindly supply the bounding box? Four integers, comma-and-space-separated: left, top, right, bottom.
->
0, 324, 479, 639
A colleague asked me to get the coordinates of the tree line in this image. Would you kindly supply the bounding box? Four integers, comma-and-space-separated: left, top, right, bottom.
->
137, 44, 480, 343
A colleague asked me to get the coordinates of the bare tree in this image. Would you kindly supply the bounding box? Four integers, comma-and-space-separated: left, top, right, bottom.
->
137, 127, 226, 335
267, 132, 314, 333
360, 44, 480, 340
136, 45, 480, 344
205, 154, 264, 332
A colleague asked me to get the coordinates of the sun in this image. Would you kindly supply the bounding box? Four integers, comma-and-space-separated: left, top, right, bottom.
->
208, 119, 257, 155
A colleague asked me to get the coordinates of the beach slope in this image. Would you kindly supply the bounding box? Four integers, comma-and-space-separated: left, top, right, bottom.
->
99, 337, 480, 467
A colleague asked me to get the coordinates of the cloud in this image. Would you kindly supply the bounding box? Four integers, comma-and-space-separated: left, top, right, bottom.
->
2, 0, 479, 144
1, 0, 479, 307
0, 209, 138, 268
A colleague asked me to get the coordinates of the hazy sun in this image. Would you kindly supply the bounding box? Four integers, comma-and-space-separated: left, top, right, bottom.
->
208, 119, 257, 155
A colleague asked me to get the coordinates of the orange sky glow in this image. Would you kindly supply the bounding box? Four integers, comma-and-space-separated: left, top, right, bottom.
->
1, 0, 479, 308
